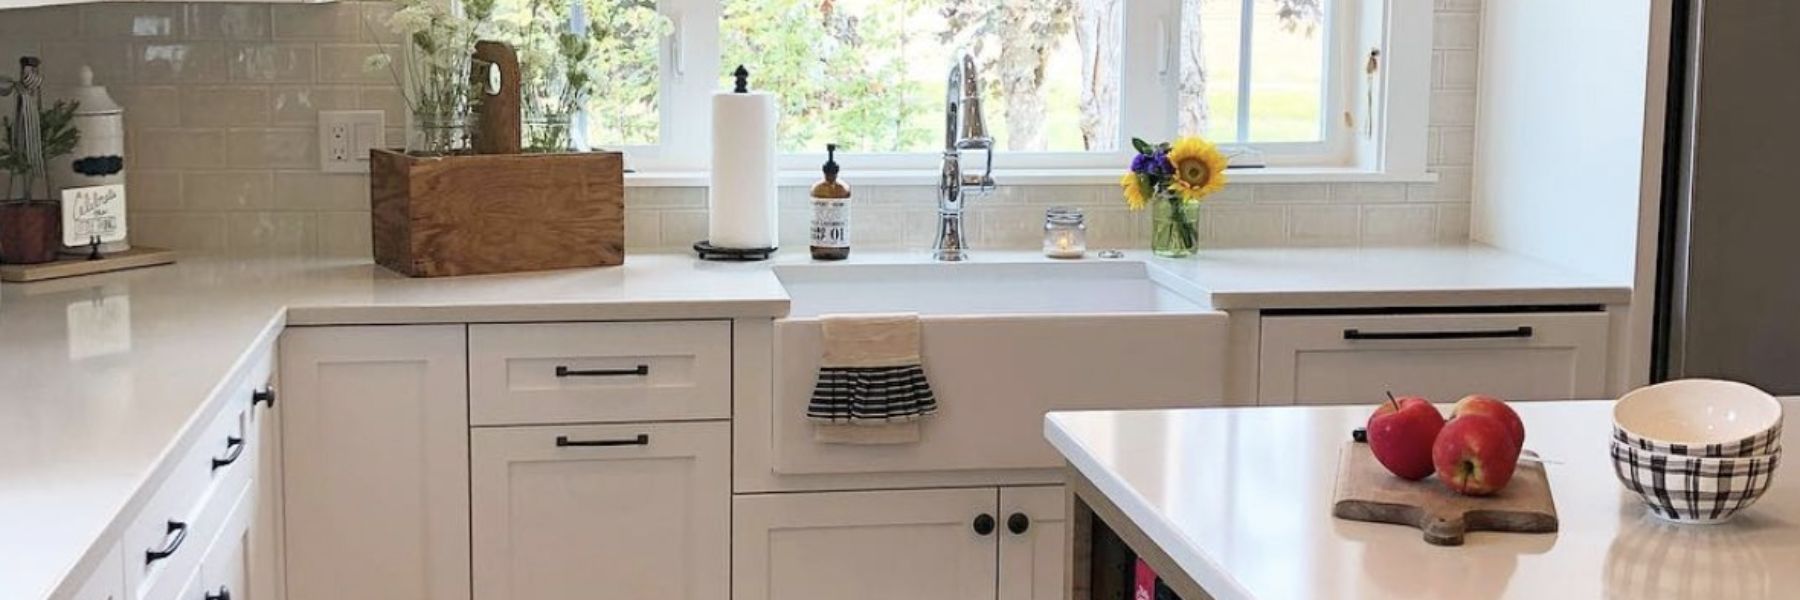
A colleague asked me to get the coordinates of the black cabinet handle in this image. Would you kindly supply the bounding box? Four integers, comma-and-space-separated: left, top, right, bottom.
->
1343, 326, 1533, 341
555, 434, 649, 448
210, 436, 245, 472
555, 365, 649, 378
204, 587, 231, 600
973, 513, 996, 536
144, 520, 188, 565
1007, 513, 1030, 535
251, 387, 276, 409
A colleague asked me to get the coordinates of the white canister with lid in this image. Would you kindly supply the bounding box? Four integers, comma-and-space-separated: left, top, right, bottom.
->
52, 65, 129, 254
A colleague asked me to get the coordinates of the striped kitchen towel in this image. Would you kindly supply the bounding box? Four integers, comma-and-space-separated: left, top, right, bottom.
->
808, 313, 937, 444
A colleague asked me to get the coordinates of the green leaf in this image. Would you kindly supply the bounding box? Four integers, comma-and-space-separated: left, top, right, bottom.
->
1131, 137, 1153, 155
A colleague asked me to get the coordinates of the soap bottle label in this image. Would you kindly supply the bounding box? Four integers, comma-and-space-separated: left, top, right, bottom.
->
811, 199, 850, 248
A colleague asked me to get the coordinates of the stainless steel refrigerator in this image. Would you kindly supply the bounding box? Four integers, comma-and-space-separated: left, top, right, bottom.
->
1655, 0, 1800, 393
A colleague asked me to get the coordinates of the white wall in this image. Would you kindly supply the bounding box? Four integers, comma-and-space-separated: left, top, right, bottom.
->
1471, 0, 1655, 285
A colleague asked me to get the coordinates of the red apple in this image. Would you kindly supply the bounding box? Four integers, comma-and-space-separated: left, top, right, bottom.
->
1432, 414, 1522, 496
1366, 396, 1445, 480
1452, 394, 1525, 451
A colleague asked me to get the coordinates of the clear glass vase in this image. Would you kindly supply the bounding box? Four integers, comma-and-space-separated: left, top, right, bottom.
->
524, 113, 574, 153
1150, 189, 1200, 258
409, 110, 477, 155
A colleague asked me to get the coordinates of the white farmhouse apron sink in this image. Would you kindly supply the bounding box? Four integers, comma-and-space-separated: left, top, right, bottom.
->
770, 258, 1229, 475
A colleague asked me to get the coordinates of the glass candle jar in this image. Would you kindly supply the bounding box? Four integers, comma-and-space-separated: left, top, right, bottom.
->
1043, 207, 1087, 259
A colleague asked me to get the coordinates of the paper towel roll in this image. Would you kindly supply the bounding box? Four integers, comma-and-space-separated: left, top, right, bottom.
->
709, 91, 779, 249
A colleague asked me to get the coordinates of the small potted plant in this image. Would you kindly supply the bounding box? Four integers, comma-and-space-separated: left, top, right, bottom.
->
1, 96, 80, 264
1120, 136, 1229, 258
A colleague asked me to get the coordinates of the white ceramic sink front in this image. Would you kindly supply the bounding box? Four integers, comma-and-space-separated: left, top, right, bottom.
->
769, 257, 1229, 475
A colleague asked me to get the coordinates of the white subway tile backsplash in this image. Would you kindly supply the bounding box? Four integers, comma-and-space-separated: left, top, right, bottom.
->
1286, 206, 1361, 246
1361, 205, 1440, 245
183, 171, 272, 211
180, 86, 270, 127
227, 43, 315, 82
184, 5, 271, 41
13, 0, 1482, 259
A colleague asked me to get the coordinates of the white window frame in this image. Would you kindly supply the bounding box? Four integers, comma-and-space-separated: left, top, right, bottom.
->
586, 0, 1433, 182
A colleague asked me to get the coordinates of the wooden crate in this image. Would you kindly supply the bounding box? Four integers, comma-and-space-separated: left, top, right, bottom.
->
371, 149, 625, 277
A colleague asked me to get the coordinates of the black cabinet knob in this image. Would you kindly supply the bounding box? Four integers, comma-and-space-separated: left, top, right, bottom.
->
1007, 512, 1030, 535
251, 387, 276, 409
204, 586, 231, 600
972, 513, 995, 536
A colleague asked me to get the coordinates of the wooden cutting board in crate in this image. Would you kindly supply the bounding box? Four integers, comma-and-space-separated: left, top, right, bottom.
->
370, 149, 624, 277
1331, 441, 1558, 546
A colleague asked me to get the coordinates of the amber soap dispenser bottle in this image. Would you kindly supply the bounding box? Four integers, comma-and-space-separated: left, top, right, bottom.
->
809, 144, 852, 260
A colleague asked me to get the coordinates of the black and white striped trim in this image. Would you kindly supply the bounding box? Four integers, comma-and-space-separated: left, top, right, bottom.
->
1612, 424, 1782, 458
1610, 443, 1781, 522
808, 365, 938, 423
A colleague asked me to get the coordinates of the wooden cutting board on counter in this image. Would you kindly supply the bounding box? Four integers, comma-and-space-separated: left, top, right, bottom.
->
1331, 441, 1558, 546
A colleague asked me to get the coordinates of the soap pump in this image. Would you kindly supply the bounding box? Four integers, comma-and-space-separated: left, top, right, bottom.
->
809, 144, 851, 260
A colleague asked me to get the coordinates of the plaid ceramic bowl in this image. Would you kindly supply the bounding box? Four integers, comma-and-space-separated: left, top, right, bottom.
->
1613, 379, 1784, 457
1611, 441, 1781, 524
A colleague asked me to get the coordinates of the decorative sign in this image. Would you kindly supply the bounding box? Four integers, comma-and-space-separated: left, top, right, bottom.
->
61, 184, 127, 247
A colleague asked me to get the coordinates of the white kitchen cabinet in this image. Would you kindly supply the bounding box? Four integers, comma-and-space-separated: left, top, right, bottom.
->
469, 321, 731, 426
734, 488, 1022, 600
471, 421, 730, 600
998, 486, 1066, 600
279, 325, 469, 600
1258, 311, 1611, 405
198, 482, 255, 600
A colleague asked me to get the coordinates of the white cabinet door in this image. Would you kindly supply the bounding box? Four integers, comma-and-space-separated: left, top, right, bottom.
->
998, 486, 1066, 600
733, 488, 1000, 600
471, 421, 730, 600
280, 326, 469, 600
1258, 312, 1611, 405
200, 482, 255, 600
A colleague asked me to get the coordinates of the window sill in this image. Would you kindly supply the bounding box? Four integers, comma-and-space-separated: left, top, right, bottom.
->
624, 167, 1439, 188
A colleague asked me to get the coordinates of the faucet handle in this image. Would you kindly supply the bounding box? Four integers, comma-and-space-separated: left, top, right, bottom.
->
958, 144, 995, 193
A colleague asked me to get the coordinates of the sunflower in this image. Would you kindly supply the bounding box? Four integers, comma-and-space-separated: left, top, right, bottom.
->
1164, 137, 1230, 201
1119, 173, 1149, 211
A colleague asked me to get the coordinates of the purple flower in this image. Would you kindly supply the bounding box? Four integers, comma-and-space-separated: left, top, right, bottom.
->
1148, 153, 1174, 176
1130, 153, 1157, 174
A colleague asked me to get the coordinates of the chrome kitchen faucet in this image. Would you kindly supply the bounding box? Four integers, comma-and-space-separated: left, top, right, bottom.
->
934, 52, 994, 262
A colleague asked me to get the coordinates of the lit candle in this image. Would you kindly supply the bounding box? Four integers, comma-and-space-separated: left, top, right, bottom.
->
1044, 207, 1086, 259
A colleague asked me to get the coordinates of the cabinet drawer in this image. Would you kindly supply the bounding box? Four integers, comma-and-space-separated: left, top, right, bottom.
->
472, 421, 730, 600
470, 322, 730, 425
1258, 312, 1610, 405
122, 399, 254, 598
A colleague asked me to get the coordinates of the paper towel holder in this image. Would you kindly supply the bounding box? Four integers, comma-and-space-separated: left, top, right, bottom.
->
693, 240, 776, 262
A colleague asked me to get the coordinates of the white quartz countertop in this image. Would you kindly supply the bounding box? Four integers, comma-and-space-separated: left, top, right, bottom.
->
1046, 400, 1800, 600
1151, 246, 1631, 309
0, 244, 1626, 599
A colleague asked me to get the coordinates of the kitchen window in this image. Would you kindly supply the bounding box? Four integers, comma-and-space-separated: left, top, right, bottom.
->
495, 0, 1433, 181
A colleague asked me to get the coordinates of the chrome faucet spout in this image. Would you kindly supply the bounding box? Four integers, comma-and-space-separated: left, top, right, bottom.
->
934, 52, 994, 262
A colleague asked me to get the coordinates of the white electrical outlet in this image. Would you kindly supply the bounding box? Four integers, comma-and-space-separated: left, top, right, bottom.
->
319, 110, 386, 173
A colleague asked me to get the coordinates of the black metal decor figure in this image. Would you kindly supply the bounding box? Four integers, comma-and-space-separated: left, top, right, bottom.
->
1, 57, 49, 201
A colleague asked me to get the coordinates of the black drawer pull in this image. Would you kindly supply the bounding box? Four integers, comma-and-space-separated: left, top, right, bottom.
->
211, 436, 245, 472
555, 365, 649, 378
204, 586, 231, 600
145, 520, 188, 565
251, 387, 276, 409
555, 434, 650, 448
1343, 326, 1533, 341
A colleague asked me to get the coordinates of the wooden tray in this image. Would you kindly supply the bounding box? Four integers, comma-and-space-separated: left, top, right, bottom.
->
0, 247, 175, 282
1331, 441, 1558, 546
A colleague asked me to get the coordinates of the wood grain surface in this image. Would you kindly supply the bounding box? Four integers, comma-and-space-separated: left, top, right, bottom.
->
1332, 441, 1558, 546
0, 247, 175, 282
370, 149, 624, 277
472, 40, 522, 155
